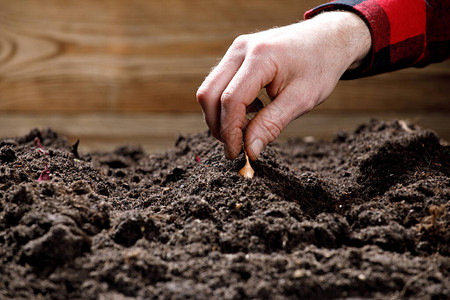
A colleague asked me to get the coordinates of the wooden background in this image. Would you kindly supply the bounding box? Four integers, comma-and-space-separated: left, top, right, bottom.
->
0, 0, 449, 152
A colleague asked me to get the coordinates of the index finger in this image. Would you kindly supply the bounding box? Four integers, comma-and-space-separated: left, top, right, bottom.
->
219, 55, 276, 159
196, 38, 249, 140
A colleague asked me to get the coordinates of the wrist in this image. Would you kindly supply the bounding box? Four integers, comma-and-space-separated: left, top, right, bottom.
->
310, 11, 372, 71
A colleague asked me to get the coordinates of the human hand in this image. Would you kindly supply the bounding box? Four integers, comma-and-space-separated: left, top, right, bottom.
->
196, 11, 371, 161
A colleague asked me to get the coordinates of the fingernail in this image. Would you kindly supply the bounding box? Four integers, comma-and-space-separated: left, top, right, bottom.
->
248, 139, 263, 160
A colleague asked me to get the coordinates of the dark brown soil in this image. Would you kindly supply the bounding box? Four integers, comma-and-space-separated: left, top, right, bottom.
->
0, 119, 449, 299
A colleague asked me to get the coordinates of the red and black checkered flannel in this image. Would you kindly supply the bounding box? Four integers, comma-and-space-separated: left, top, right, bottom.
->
305, 0, 450, 79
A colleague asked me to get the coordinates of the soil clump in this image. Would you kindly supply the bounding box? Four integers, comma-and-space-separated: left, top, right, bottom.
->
0, 120, 449, 299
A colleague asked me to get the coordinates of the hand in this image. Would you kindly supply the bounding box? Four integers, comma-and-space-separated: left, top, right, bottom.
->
196, 11, 371, 161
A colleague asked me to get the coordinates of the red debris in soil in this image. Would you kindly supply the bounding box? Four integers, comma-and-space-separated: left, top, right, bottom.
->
34, 137, 44, 149
37, 163, 51, 182
34, 137, 49, 155
0, 121, 449, 300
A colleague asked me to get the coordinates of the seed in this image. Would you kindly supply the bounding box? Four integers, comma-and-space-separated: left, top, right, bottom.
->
238, 151, 254, 179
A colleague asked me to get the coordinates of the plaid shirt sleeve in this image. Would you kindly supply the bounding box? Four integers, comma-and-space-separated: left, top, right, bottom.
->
304, 0, 450, 79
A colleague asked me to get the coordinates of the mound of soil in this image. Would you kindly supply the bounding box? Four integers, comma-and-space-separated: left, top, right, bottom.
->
0, 119, 449, 299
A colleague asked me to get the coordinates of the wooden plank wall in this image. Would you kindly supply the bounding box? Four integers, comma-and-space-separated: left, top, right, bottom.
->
0, 0, 322, 113
1, 112, 448, 153
0, 0, 449, 151
1, 0, 449, 113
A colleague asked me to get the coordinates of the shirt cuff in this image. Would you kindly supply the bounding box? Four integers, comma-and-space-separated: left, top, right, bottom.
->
304, 0, 426, 79
304, 2, 376, 79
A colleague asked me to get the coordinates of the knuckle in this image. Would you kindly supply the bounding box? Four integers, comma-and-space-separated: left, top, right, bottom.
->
231, 34, 250, 51
258, 116, 283, 142
220, 116, 243, 139
249, 41, 273, 57
219, 90, 235, 107
196, 87, 211, 105
301, 95, 318, 113
220, 128, 241, 153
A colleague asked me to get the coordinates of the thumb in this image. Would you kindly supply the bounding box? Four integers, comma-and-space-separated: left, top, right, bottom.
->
244, 100, 291, 161
244, 86, 317, 161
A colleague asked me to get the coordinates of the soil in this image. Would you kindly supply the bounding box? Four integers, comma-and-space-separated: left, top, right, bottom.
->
0, 119, 449, 299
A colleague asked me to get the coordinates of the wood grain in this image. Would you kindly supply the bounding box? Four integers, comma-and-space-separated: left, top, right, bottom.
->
1, 112, 448, 153
0, 0, 319, 112
0, 0, 448, 113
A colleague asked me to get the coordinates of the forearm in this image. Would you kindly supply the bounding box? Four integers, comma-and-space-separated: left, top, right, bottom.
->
309, 11, 371, 71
